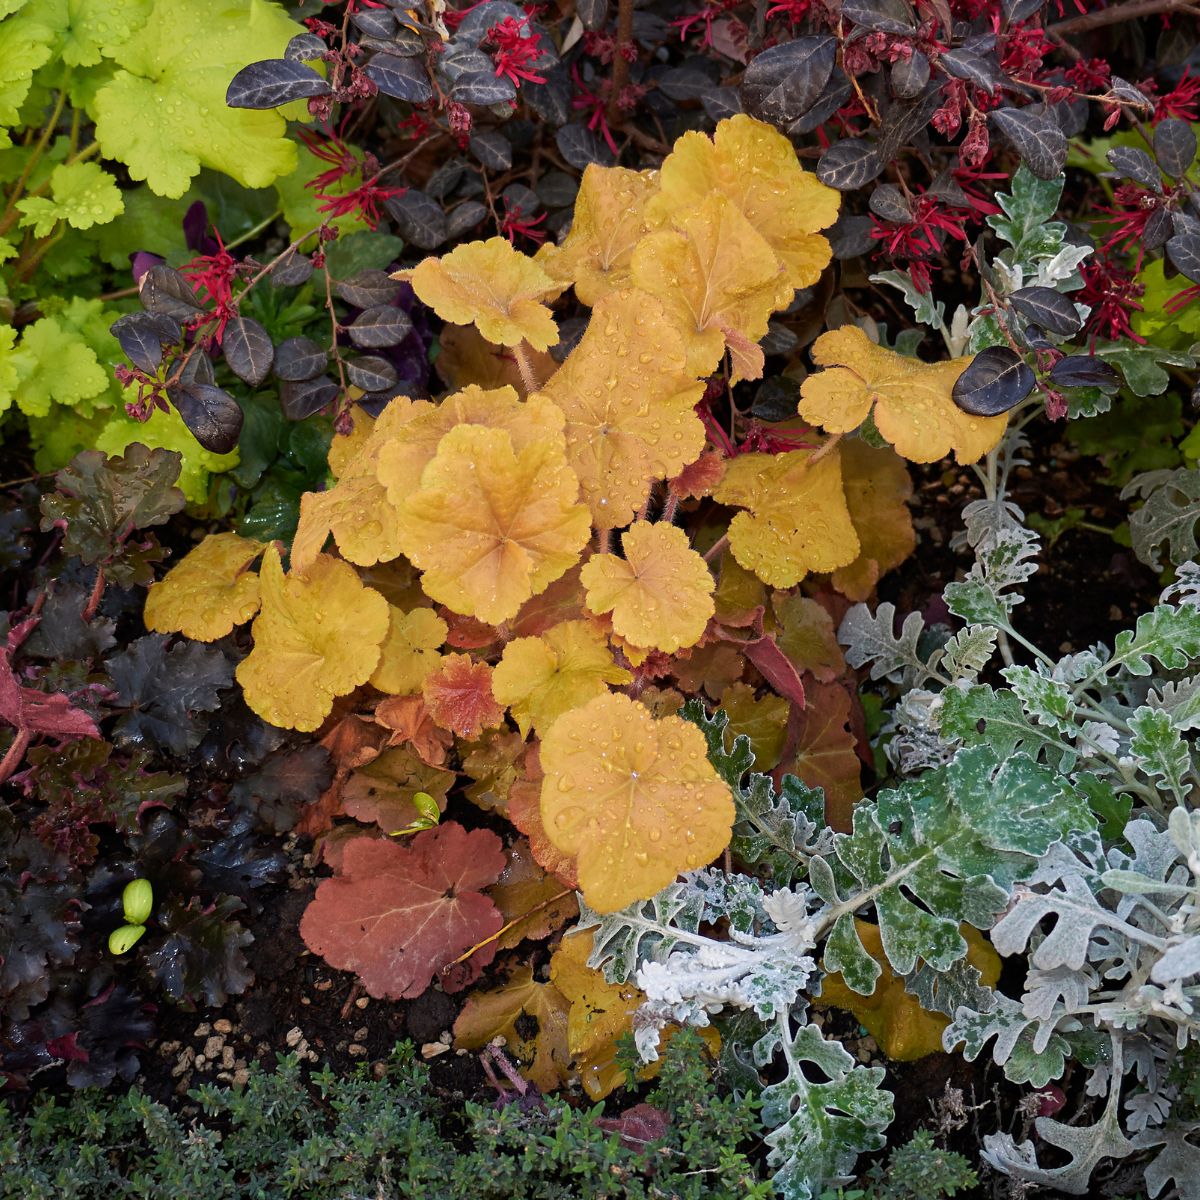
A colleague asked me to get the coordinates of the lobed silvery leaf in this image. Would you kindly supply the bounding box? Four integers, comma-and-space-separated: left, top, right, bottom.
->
945, 992, 1073, 1087
1002, 664, 1076, 732
1127, 706, 1192, 800
939, 685, 1073, 768
1134, 1121, 1200, 1200
837, 602, 930, 688
903, 953, 997, 1019
579, 882, 706, 984
868, 269, 946, 330
1104, 604, 1200, 678
1147, 675, 1200, 731
1121, 468, 1200, 570
1161, 561, 1200, 609
883, 688, 956, 775
931, 624, 998, 682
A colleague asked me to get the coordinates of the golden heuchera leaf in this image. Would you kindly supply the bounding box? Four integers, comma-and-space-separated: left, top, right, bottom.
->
648, 114, 839, 290
832, 439, 917, 601
631, 191, 789, 383
713, 446, 859, 588
492, 619, 631, 736
435, 322, 555, 395
798, 326, 1007, 464
327, 410, 376, 478
532, 289, 706, 525
144, 532, 265, 641
462, 728, 528, 812
400, 236, 559, 350
536, 164, 659, 305
291, 397, 428, 571
720, 682, 789, 771
376, 384, 565, 509
453, 966, 573, 1092
369, 605, 448, 695
394, 424, 591, 625
539, 693, 734, 913
236, 545, 390, 733
820, 920, 1001, 1061
580, 522, 715, 653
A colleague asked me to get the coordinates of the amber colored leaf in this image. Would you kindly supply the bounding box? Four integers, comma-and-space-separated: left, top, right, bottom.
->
783, 679, 862, 832
832, 439, 916, 601
532, 289, 706, 526
144, 532, 265, 642
236, 545, 389, 733
453, 967, 573, 1092
669, 451, 726, 500
422, 653, 504, 739
509, 565, 588, 638
295, 714, 389, 838
327, 410, 376, 479
291, 398, 428, 571
536, 164, 658, 305
376, 385, 565, 511
401, 236, 559, 350
713, 550, 768, 625
713, 447, 859, 588
773, 592, 846, 684
369, 605, 448, 696
299, 823, 506, 998
720, 682, 789, 772
488, 838, 579, 950
340, 746, 454, 832
632, 192, 789, 383
636, 684, 686, 718
819, 921, 1001, 1061
647, 114, 839, 290
539, 693, 734, 913
671, 642, 745, 699
509, 745, 579, 888
462, 728, 527, 812
799, 326, 1006, 464
374, 695, 453, 767
581, 522, 714, 653
395, 425, 591, 625
493, 620, 630, 737
436, 322, 556, 395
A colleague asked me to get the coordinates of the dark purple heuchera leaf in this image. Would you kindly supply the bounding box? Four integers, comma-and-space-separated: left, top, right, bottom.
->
143, 894, 253, 1005
952, 346, 1037, 415
194, 814, 287, 898
167, 382, 244, 455
226, 58, 331, 108
22, 585, 116, 661
197, 697, 287, 776
229, 743, 334, 833
740, 37, 837, 130
107, 634, 233, 756
61, 982, 155, 1087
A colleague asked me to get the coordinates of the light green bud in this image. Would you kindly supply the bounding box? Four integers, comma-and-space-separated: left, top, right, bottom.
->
108, 924, 146, 955
122, 878, 154, 925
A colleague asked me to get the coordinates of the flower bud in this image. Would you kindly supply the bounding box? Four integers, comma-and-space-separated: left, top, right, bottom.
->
108, 924, 147, 955
122, 878, 154, 925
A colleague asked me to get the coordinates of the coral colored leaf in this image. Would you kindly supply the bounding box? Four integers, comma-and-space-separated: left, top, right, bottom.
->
539, 693, 734, 913
819, 920, 1001, 1061
374, 695, 453, 766
299, 823, 506, 999
799, 326, 1006, 464
400, 237, 559, 350
0, 653, 100, 744
632, 192, 789, 383
144, 532, 265, 642
509, 747, 579, 888
369, 606, 447, 696
395, 425, 591, 625
673, 642, 746, 699
581, 522, 715, 653
537, 165, 659, 305
714, 446, 860, 588
832, 440, 917, 601
533, 290, 706, 525
235, 545, 389, 733
773, 593, 847, 683
422, 653, 504, 739
721, 682, 789, 772
376, 384, 564, 512
783, 679, 862, 832
669, 451, 727, 500
436, 323, 555, 395
453, 966, 573, 1091
493, 620, 631, 736
291, 398, 427, 571
647, 114, 840, 290
487, 839, 579, 950
340, 747, 453, 832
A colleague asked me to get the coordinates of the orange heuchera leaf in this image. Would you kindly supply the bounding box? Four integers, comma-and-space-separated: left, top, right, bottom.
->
395, 425, 591, 625
340, 746, 453, 832
631, 192, 789, 383
713, 447, 859, 588
493, 619, 631, 737
295, 714, 388, 838
536, 164, 658, 305
798, 325, 1006, 464
299, 823, 506, 999
637, 684, 686, 718
144, 532, 265, 641
784, 679, 863, 832
539, 693, 734, 913
671, 642, 745, 699
422, 653, 504, 739
291, 397, 429, 570
773, 592, 846, 683
668, 450, 726, 500
509, 746, 579, 888
436, 322, 555, 395
374, 695, 453, 766
720, 682, 789, 772
487, 838, 579, 950
581, 522, 715, 653
648, 114, 839, 290
369, 605, 448, 696
236, 545, 389, 733
832, 439, 916, 601
462, 728, 528, 812
400, 236, 559, 350
820, 921, 1001, 1061
375, 384, 565, 509
532, 289, 706, 525
453, 966, 573, 1092
509, 565, 588, 638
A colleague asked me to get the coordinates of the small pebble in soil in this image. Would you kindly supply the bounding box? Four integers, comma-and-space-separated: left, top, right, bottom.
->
348, 1044, 367, 1057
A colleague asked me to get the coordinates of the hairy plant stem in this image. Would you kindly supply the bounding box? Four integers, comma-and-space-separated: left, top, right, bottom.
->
80, 567, 105, 623
607, 0, 636, 128
0, 730, 31, 786
703, 533, 729, 563
512, 341, 539, 393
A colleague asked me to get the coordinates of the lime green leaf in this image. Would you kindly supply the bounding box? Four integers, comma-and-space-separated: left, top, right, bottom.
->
0, 325, 18, 413
57, 0, 154, 67
0, 8, 55, 133
89, 184, 193, 267
90, 0, 305, 198
10, 316, 109, 417
16, 161, 123, 235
